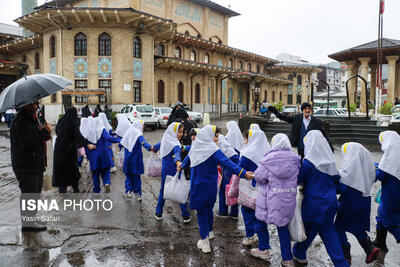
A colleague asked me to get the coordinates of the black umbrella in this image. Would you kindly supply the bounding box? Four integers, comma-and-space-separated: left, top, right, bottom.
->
0, 73, 72, 112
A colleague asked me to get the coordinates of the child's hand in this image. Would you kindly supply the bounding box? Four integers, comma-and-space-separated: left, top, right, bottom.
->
245, 171, 254, 180
176, 161, 182, 172
87, 144, 96, 150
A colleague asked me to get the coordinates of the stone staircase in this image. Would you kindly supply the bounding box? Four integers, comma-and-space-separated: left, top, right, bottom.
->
239, 116, 399, 145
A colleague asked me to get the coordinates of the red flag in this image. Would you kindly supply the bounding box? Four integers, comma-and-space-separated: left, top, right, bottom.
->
380, 0, 385, 14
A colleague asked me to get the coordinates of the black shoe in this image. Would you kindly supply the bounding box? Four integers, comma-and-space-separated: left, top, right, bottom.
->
359, 237, 380, 263
215, 212, 228, 218
341, 244, 351, 265
22, 222, 47, 232
183, 216, 191, 224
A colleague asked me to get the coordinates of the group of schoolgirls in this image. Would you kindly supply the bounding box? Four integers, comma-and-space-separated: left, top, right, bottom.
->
182, 120, 400, 267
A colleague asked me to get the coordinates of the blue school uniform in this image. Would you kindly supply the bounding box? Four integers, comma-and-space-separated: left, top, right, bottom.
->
123, 136, 152, 195
335, 183, 371, 247
181, 150, 246, 239
238, 156, 258, 238
376, 169, 400, 242
85, 129, 120, 193
292, 159, 349, 267
107, 129, 115, 167
155, 144, 190, 218
219, 154, 239, 217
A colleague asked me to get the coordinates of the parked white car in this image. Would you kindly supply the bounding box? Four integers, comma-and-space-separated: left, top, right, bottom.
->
390, 114, 400, 123
154, 107, 172, 128
184, 107, 203, 122
119, 104, 158, 130
313, 108, 346, 117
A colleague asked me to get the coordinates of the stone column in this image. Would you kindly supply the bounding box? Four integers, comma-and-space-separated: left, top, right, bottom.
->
359, 57, 371, 113
344, 60, 359, 105
370, 65, 377, 103
386, 56, 399, 104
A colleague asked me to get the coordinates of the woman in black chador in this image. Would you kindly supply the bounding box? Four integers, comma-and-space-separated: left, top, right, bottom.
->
52, 107, 94, 193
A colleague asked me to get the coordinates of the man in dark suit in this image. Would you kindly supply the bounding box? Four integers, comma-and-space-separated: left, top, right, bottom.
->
268, 102, 332, 159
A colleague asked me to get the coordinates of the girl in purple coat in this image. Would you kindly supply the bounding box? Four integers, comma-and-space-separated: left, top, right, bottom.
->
253, 134, 301, 266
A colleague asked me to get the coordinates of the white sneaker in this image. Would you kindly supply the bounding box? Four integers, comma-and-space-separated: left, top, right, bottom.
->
242, 234, 259, 246
208, 231, 214, 240
197, 237, 211, 253
136, 194, 142, 202
125, 191, 133, 198
110, 167, 117, 173
250, 248, 270, 261
281, 260, 295, 267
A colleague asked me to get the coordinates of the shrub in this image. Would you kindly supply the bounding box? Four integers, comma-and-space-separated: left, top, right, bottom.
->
273, 101, 284, 112
349, 103, 356, 112
111, 111, 118, 121
379, 102, 393, 115
58, 114, 64, 120
368, 103, 375, 110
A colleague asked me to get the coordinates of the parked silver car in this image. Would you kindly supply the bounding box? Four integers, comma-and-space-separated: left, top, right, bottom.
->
119, 104, 158, 130
154, 107, 172, 128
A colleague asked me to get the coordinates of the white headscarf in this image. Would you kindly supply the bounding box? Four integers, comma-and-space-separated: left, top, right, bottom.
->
250, 123, 261, 131
217, 134, 237, 159
160, 122, 182, 158
115, 114, 131, 137
226, 121, 244, 151
79, 116, 104, 144
304, 130, 337, 176
240, 130, 271, 166
378, 131, 400, 180
271, 133, 292, 151
120, 120, 144, 152
188, 125, 220, 167
339, 142, 375, 196
98, 112, 112, 132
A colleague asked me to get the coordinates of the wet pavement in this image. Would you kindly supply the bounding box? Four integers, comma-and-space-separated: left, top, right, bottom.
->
0, 119, 399, 267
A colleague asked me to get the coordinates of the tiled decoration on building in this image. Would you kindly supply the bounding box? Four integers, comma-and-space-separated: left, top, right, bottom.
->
98, 57, 111, 78
133, 59, 143, 80
74, 57, 88, 78
228, 88, 233, 103
50, 59, 56, 74
217, 60, 223, 67
239, 89, 243, 104
222, 79, 226, 103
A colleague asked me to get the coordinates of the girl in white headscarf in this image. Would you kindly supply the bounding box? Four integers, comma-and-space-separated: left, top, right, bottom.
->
373, 131, 400, 252
334, 142, 378, 264
180, 125, 253, 254
226, 121, 244, 153
239, 129, 270, 249
154, 122, 191, 223
120, 120, 155, 201
79, 116, 121, 193
98, 112, 116, 172
115, 114, 131, 138
292, 130, 348, 266
216, 134, 239, 218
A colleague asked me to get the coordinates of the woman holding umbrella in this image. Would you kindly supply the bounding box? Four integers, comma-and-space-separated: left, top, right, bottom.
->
52, 107, 96, 193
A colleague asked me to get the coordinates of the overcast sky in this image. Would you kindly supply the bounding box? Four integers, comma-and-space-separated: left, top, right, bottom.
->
1, 0, 399, 64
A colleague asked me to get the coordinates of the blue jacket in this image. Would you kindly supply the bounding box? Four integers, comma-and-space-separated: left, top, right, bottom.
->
298, 159, 340, 224
182, 150, 246, 210
85, 129, 121, 171
161, 145, 181, 179
222, 154, 239, 180
376, 169, 400, 226
335, 183, 371, 232
238, 156, 258, 187
123, 136, 152, 175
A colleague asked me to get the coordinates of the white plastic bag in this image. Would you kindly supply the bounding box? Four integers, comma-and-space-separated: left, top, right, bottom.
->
288, 191, 306, 242
238, 179, 258, 210
1, 116, 5, 123
163, 171, 190, 204
52, 135, 57, 150
145, 152, 162, 177
117, 148, 125, 168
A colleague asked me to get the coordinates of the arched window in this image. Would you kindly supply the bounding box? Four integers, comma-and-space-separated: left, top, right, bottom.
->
50, 35, 56, 58
175, 46, 182, 58
195, 83, 201, 103
158, 80, 165, 103
35, 52, 40, 69
133, 37, 141, 58
190, 50, 196, 61
239, 61, 243, 69
297, 75, 302, 85
204, 53, 210, 64
256, 64, 260, 73
185, 31, 190, 36
98, 32, 111, 56
157, 44, 165, 56
74, 32, 87, 56
279, 91, 282, 101
248, 63, 252, 71
178, 82, 184, 103
288, 74, 293, 81
229, 58, 233, 68
272, 91, 275, 102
